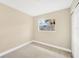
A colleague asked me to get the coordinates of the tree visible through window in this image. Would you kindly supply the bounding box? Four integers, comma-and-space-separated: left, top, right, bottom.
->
38, 19, 55, 31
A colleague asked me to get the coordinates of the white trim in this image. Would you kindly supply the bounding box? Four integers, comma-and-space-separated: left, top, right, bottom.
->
32, 40, 72, 53
0, 40, 71, 57
0, 41, 32, 57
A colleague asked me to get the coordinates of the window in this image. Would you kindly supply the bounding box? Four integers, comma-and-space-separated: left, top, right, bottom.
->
38, 19, 55, 31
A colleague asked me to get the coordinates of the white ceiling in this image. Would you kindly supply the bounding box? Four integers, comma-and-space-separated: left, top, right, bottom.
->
0, 0, 73, 16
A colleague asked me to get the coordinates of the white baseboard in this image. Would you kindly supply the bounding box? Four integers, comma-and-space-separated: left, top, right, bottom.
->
0, 41, 32, 57
0, 40, 71, 57
32, 40, 72, 53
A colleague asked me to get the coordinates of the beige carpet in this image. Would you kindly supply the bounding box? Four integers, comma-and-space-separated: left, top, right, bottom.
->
1, 43, 72, 58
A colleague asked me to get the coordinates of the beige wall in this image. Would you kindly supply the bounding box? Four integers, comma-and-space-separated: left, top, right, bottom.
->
0, 4, 33, 53
33, 8, 71, 49
0, 3, 71, 53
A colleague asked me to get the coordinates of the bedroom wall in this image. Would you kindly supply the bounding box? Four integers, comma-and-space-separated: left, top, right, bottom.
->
33, 8, 71, 50
0, 4, 33, 53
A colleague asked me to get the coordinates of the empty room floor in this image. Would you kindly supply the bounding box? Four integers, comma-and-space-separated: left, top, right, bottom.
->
1, 43, 72, 58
